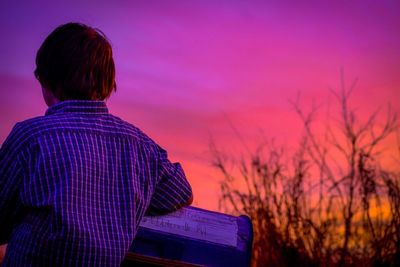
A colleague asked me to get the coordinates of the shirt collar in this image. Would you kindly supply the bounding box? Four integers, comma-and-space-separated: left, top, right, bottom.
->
45, 100, 109, 116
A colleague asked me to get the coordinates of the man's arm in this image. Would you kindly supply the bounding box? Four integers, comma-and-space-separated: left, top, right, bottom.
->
146, 146, 193, 215
0, 124, 24, 245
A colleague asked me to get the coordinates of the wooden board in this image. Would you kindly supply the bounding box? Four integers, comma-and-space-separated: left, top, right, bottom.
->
140, 207, 238, 247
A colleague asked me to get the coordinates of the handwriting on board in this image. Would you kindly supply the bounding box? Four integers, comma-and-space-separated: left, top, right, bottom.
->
140, 207, 238, 247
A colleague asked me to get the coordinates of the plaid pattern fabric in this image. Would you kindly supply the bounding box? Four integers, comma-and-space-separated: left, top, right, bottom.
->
0, 100, 192, 266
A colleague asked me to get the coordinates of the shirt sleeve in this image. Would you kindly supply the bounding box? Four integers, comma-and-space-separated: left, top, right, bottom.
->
0, 124, 24, 245
146, 145, 193, 215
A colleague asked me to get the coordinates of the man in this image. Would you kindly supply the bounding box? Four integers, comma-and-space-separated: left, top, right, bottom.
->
0, 22, 193, 266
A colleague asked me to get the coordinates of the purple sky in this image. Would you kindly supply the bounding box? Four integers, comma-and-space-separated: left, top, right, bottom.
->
1, 0, 399, 210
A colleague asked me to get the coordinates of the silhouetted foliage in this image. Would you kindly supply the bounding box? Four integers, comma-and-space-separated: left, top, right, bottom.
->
211, 74, 400, 267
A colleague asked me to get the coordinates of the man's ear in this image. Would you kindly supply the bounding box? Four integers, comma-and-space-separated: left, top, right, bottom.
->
41, 86, 60, 107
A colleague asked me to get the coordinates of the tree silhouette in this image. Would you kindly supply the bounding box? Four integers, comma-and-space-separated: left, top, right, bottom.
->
211, 74, 400, 267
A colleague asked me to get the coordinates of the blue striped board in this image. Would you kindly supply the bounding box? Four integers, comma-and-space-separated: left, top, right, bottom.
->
122, 206, 253, 267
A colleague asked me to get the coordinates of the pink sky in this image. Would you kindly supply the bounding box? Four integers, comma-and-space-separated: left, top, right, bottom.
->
1, 0, 399, 210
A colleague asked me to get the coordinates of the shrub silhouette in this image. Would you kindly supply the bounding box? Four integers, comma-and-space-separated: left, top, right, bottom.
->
211, 74, 400, 267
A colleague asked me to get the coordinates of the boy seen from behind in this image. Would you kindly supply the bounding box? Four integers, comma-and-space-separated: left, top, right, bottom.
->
0, 22, 193, 267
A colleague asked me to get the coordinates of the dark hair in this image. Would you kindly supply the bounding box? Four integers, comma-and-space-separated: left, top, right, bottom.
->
34, 22, 116, 100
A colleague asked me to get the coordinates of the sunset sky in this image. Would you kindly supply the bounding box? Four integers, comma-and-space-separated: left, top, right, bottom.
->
0, 0, 399, 211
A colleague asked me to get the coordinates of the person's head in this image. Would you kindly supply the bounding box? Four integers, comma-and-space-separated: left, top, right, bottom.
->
34, 22, 116, 105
